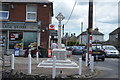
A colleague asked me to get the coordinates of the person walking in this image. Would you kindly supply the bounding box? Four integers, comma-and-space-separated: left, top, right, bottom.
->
51, 41, 58, 49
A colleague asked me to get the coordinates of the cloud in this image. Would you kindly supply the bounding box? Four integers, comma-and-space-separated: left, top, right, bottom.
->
50, 0, 118, 41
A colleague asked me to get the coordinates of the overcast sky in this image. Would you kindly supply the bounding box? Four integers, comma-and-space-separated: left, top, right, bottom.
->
49, 0, 119, 41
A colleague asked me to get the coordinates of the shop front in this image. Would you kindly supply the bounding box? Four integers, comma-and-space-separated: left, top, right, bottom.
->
1, 22, 39, 51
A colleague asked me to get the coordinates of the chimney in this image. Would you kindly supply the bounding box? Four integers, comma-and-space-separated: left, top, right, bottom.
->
94, 28, 99, 31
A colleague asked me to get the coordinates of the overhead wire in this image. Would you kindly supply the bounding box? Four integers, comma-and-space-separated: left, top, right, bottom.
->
64, 1, 77, 25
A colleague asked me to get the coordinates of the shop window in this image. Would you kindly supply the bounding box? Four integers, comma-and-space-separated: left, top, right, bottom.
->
23, 32, 37, 48
26, 4, 37, 21
9, 32, 23, 49
0, 4, 9, 20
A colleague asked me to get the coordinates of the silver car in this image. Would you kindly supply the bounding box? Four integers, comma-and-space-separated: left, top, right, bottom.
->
103, 45, 120, 58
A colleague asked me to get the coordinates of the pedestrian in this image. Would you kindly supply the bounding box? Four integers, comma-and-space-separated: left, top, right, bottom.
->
51, 40, 58, 49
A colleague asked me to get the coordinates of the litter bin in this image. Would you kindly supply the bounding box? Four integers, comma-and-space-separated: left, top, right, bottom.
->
14, 48, 20, 56
40, 48, 47, 58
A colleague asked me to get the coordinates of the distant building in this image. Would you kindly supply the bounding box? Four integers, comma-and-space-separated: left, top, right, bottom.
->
62, 33, 78, 46
77, 28, 104, 45
108, 27, 120, 51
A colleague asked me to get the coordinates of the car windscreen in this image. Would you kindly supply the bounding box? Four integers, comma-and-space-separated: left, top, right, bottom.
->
92, 45, 102, 50
73, 46, 83, 50
104, 47, 116, 50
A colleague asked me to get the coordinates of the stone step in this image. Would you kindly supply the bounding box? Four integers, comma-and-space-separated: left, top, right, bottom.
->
37, 66, 79, 68
39, 62, 78, 66
42, 60, 72, 64
37, 59, 79, 68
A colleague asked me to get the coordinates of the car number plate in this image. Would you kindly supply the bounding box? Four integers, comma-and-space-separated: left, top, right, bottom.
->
94, 52, 100, 53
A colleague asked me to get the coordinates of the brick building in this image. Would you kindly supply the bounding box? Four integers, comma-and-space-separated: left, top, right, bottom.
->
0, 0, 53, 52
109, 27, 120, 51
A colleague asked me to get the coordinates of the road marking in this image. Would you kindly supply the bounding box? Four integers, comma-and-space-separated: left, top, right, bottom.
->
105, 58, 118, 61
96, 66, 113, 71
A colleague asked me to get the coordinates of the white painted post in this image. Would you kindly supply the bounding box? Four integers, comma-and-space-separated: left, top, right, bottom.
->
91, 56, 94, 72
96, 55, 98, 61
11, 54, 14, 70
36, 52, 39, 64
28, 54, 31, 74
90, 54, 92, 69
85, 53, 88, 66
79, 57, 82, 75
52, 56, 56, 79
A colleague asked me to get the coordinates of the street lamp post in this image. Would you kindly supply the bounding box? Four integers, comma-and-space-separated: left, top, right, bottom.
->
81, 22, 83, 45
56, 13, 65, 49
37, 21, 41, 49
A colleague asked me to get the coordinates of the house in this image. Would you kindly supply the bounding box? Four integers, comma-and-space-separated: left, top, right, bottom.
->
77, 28, 104, 45
0, 0, 53, 51
62, 33, 78, 46
108, 27, 120, 51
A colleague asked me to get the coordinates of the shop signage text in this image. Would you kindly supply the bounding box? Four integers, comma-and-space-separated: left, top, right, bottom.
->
2, 25, 26, 29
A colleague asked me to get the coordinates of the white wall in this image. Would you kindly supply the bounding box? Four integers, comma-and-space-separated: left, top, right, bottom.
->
79, 35, 104, 45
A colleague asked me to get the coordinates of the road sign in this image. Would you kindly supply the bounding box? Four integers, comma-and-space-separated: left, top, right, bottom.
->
49, 24, 55, 30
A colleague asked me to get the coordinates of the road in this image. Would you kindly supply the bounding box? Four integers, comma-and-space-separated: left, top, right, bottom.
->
94, 58, 119, 78
71, 55, 120, 79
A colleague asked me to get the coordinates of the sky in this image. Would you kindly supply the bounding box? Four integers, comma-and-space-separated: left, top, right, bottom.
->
49, 0, 119, 41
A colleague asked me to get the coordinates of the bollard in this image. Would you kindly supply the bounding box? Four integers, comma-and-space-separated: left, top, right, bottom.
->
89, 55, 92, 69
36, 52, 39, 64
79, 57, 82, 75
28, 54, 31, 74
52, 56, 56, 79
85, 53, 88, 66
11, 54, 14, 70
91, 56, 94, 72
96, 55, 98, 61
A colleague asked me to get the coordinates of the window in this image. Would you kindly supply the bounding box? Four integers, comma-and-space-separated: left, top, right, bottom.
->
0, 4, 9, 20
9, 32, 23, 49
26, 4, 37, 21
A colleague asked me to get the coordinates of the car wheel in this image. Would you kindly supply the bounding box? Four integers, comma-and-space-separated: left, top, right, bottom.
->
102, 58, 105, 61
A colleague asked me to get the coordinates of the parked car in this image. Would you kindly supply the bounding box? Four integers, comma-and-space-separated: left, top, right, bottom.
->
103, 45, 120, 58
72, 46, 85, 55
66, 46, 73, 51
82, 44, 105, 61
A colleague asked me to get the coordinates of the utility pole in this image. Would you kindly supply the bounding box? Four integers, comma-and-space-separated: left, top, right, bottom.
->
87, 0, 93, 66
62, 24, 64, 37
81, 22, 83, 45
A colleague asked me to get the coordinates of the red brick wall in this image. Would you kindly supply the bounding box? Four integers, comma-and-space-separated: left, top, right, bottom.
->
37, 4, 52, 48
8, 3, 52, 49
9, 3, 26, 22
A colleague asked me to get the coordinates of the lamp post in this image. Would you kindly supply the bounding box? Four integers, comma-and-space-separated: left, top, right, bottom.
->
81, 22, 83, 45
55, 13, 65, 49
37, 21, 41, 49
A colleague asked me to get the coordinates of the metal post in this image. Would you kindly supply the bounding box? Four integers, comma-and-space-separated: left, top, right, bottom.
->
11, 54, 14, 70
85, 53, 88, 66
37, 21, 41, 49
36, 52, 39, 64
28, 53, 31, 74
79, 57, 82, 75
81, 22, 83, 45
90, 54, 92, 69
91, 56, 94, 72
52, 56, 56, 79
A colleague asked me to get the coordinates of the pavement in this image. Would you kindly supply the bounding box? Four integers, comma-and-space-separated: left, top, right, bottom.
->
1, 55, 98, 79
